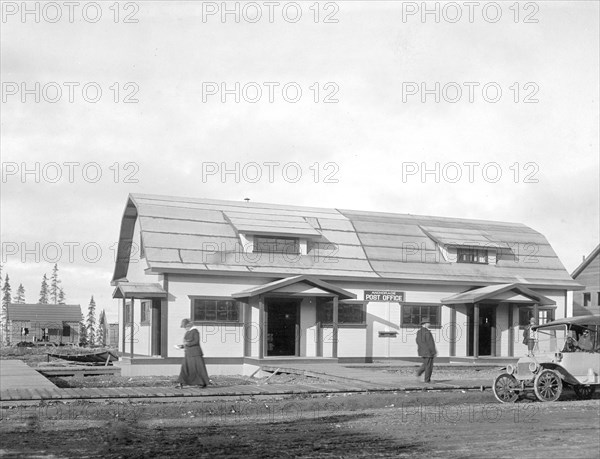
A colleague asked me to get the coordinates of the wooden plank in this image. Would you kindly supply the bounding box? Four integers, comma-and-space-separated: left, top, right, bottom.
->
143, 232, 238, 249
353, 221, 429, 237
309, 218, 355, 232
136, 203, 227, 222
363, 246, 439, 262
318, 230, 363, 245
225, 211, 310, 224
139, 217, 230, 235
135, 197, 345, 220
358, 232, 435, 249
133, 194, 343, 216
230, 223, 321, 236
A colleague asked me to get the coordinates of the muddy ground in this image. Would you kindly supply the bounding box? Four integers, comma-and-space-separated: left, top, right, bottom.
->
1, 390, 598, 458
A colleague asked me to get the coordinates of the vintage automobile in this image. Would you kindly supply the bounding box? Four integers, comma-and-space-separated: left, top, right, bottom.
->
493, 315, 600, 403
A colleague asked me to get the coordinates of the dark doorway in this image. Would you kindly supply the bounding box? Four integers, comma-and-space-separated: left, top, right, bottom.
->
151, 299, 162, 356
266, 298, 300, 357
467, 304, 497, 356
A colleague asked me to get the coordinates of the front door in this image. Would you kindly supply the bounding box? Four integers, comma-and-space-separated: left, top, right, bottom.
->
151, 299, 162, 356
266, 298, 300, 356
478, 305, 496, 356
467, 304, 497, 356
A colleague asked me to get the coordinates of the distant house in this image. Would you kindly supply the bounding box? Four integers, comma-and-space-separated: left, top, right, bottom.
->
6, 304, 83, 344
571, 244, 600, 316
111, 194, 582, 376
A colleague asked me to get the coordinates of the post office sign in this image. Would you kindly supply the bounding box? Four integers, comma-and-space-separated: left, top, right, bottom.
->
364, 290, 405, 302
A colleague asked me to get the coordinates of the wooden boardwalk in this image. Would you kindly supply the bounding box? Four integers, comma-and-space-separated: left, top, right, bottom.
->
0, 360, 57, 390
0, 360, 492, 403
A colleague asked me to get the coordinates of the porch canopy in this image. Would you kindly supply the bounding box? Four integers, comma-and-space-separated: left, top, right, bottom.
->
112, 282, 167, 299
112, 282, 168, 359
442, 283, 556, 358
441, 283, 556, 306
232, 275, 356, 300
232, 275, 356, 359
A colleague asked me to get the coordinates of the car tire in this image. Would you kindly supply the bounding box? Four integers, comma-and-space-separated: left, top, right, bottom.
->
493, 373, 519, 403
533, 369, 563, 402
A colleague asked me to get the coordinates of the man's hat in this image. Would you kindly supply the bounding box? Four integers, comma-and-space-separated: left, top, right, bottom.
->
421, 318, 431, 325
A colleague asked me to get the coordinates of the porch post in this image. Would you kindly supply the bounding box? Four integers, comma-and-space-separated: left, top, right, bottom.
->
449, 306, 456, 357
129, 298, 135, 358
473, 303, 480, 359
508, 304, 514, 357
533, 303, 539, 324
332, 296, 339, 359
258, 295, 264, 359
121, 297, 126, 354
160, 299, 168, 357
491, 309, 497, 357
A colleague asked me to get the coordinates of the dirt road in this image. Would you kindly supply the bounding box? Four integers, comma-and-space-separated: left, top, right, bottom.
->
1, 391, 598, 458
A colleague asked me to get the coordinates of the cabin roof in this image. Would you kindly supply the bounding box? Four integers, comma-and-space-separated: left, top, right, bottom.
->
6, 304, 83, 323
112, 193, 581, 289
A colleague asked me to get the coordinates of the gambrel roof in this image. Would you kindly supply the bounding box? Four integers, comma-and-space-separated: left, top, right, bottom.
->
112, 193, 580, 289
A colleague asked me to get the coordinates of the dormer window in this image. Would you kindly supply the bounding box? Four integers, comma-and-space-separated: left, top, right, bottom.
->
457, 248, 488, 264
254, 236, 300, 254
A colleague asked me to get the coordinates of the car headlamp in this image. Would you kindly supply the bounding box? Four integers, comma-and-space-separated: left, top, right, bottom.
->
506, 364, 515, 375
528, 362, 538, 373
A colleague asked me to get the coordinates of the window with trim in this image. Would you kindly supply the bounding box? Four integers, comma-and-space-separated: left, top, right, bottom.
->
316, 298, 366, 325
254, 236, 299, 254
191, 298, 242, 323
124, 302, 132, 325
62, 324, 71, 337
401, 304, 441, 328
457, 248, 488, 264
597, 292, 600, 307
583, 292, 591, 307
140, 301, 151, 325
518, 307, 555, 328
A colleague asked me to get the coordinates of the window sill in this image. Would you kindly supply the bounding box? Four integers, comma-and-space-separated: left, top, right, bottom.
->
191, 321, 244, 326
319, 324, 367, 329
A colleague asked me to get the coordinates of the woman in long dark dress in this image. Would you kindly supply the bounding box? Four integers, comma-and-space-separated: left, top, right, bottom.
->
176, 318, 210, 388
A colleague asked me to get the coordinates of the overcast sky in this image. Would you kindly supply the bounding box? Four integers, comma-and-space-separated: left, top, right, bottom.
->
1, 1, 598, 322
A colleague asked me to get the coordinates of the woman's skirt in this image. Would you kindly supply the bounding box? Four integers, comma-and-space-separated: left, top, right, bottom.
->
178, 355, 210, 386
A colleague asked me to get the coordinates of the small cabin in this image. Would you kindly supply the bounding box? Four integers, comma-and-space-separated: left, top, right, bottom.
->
6, 304, 83, 345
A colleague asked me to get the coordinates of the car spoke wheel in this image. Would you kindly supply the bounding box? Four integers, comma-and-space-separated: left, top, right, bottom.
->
573, 385, 596, 400
493, 373, 519, 403
534, 369, 563, 402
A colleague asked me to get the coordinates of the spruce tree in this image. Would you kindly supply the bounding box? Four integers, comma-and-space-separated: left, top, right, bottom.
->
79, 321, 88, 346
1, 274, 11, 345
39, 274, 49, 304
50, 263, 61, 304
57, 287, 66, 305
86, 296, 96, 346
98, 309, 107, 346
14, 284, 26, 304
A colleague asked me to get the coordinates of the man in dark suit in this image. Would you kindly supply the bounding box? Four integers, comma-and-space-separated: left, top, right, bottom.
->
416, 318, 437, 383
